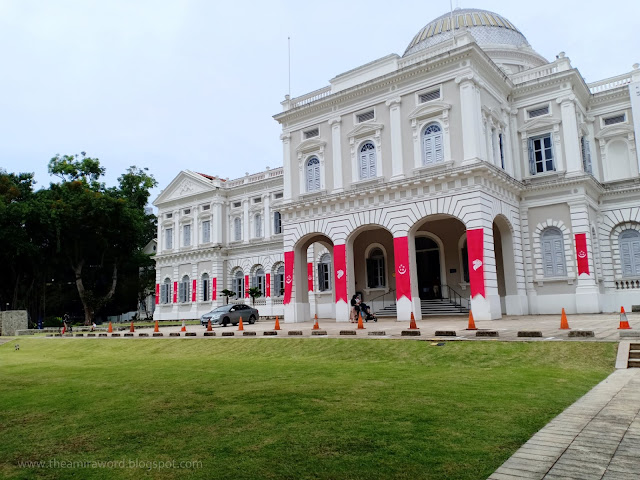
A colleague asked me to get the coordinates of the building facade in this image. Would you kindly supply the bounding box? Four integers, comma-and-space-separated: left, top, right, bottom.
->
154, 8, 640, 322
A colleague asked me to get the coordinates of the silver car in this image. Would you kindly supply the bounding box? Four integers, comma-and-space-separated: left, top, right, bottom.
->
200, 304, 259, 327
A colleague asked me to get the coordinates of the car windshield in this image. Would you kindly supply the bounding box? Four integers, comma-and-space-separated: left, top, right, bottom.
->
211, 306, 232, 313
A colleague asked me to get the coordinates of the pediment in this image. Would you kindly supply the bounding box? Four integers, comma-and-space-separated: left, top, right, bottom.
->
407, 101, 451, 121
346, 122, 384, 139
296, 137, 326, 154
518, 117, 561, 133
153, 170, 215, 205
595, 123, 634, 140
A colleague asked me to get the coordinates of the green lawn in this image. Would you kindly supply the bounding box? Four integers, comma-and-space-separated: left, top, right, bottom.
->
0, 338, 616, 480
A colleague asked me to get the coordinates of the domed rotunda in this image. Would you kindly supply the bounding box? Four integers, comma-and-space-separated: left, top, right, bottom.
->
404, 8, 548, 74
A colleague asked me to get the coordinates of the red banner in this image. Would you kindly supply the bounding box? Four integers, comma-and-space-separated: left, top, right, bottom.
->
212, 277, 217, 301
265, 273, 271, 297
245, 275, 249, 298
393, 236, 412, 301
192, 280, 197, 302
284, 251, 294, 304
467, 228, 485, 298
575, 233, 590, 275
173, 281, 178, 303
334, 244, 347, 303
155, 284, 159, 305
307, 262, 314, 291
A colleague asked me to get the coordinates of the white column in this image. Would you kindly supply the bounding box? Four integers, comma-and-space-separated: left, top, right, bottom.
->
243, 199, 249, 243
629, 67, 640, 172
193, 205, 199, 247
559, 96, 582, 174
329, 118, 343, 192
173, 210, 179, 249
519, 207, 538, 314
213, 201, 223, 244
263, 194, 271, 240
281, 133, 292, 200
457, 77, 483, 164
156, 213, 162, 253
569, 201, 600, 313
386, 97, 404, 180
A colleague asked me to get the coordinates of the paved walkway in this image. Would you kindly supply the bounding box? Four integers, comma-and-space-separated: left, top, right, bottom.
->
489, 368, 640, 480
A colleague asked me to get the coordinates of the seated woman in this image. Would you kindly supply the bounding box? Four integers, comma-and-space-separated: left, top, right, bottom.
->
350, 294, 360, 323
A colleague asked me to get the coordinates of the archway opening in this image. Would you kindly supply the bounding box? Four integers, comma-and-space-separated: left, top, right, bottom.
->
415, 237, 441, 300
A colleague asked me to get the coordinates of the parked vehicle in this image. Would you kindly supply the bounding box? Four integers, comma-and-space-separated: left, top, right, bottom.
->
200, 304, 259, 327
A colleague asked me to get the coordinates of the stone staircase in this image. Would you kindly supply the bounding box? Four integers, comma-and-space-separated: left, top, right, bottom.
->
376, 299, 469, 317
629, 343, 640, 368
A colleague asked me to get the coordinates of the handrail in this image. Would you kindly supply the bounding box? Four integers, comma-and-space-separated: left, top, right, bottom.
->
442, 284, 470, 309
366, 288, 396, 311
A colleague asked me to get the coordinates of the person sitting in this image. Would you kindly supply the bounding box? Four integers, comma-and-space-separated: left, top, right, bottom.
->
350, 294, 360, 323
359, 300, 376, 321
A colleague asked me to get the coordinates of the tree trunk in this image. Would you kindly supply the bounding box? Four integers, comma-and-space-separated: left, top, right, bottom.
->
73, 260, 118, 325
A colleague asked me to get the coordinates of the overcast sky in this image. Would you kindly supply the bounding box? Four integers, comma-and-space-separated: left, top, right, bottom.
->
1, 0, 638, 202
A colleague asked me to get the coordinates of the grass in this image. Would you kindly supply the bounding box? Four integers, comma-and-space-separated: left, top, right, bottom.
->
0, 338, 616, 480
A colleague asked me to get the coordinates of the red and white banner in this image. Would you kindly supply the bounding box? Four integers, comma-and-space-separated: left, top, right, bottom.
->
334, 244, 347, 303
575, 233, 590, 276
192, 280, 197, 302
467, 228, 485, 298
265, 273, 271, 297
155, 284, 159, 305
283, 251, 294, 304
393, 236, 412, 301
173, 281, 178, 303
244, 275, 250, 298
307, 262, 314, 291
212, 277, 217, 301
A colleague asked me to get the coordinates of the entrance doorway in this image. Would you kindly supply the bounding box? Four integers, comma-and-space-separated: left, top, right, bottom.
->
415, 236, 441, 300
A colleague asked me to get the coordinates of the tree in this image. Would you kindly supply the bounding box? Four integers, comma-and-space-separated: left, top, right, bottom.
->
248, 287, 262, 306
220, 289, 236, 305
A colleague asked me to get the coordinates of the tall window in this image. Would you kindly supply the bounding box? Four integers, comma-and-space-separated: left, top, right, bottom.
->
619, 230, 640, 277
529, 134, 555, 174
359, 141, 377, 179
366, 248, 386, 288
233, 271, 244, 299
179, 275, 190, 302
183, 224, 191, 246
165, 228, 173, 249
318, 253, 331, 291
161, 278, 171, 304
234, 217, 242, 241
498, 133, 505, 169
202, 273, 210, 301
461, 240, 469, 283
254, 214, 262, 238
273, 211, 282, 234
252, 268, 265, 295
541, 228, 566, 277
306, 157, 320, 192
275, 266, 285, 296
581, 137, 592, 174
422, 123, 443, 165
202, 220, 211, 243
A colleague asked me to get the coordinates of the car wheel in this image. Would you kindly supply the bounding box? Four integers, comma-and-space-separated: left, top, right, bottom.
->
248, 315, 256, 324
222, 317, 230, 327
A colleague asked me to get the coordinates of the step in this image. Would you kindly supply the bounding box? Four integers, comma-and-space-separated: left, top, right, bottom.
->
628, 359, 640, 368
629, 351, 640, 359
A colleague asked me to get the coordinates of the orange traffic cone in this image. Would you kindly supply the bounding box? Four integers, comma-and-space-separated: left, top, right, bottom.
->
130, 321, 135, 333
238, 317, 244, 331
181, 320, 187, 332
154, 320, 159, 333
207, 319, 212, 332
466, 311, 477, 330
560, 308, 570, 330
312, 314, 319, 330
618, 306, 631, 330
409, 312, 418, 329
357, 312, 365, 329
274, 316, 281, 330
108, 322, 113, 333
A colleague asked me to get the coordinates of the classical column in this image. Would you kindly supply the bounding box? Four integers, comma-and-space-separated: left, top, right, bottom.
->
386, 97, 405, 180
193, 204, 199, 247
457, 76, 484, 164
213, 201, 223, 244
173, 210, 179, 249
558, 95, 582, 174
329, 118, 344, 192
569, 201, 600, 313
281, 133, 292, 200
263, 194, 271, 240
243, 199, 249, 244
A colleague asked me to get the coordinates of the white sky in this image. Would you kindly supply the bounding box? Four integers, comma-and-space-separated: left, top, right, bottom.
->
1, 0, 638, 202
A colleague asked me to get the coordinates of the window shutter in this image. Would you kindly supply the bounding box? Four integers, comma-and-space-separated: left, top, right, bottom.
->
542, 239, 554, 276
633, 240, 640, 276
553, 239, 565, 275
435, 134, 443, 162
621, 242, 632, 276
314, 164, 320, 190
360, 150, 368, 179
424, 136, 432, 164
528, 139, 536, 175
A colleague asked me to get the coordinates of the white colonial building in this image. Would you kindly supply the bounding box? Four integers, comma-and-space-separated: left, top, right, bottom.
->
154, 8, 640, 323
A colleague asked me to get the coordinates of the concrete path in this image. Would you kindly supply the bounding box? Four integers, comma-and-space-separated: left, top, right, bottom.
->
489, 368, 640, 480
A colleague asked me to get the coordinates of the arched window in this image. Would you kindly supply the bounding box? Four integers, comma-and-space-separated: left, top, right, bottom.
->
273, 211, 282, 234
366, 248, 386, 288
318, 253, 331, 291
234, 217, 242, 241
179, 275, 190, 303
306, 157, 320, 192
254, 213, 262, 238
619, 229, 640, 277
201, 273, 210, 301
252, 268, 265, 295
359, 141, 376, 180
233, 270, 244, 299
541, 228, 566, 277
161, 278, 171, 304
422, 123, 443, 165
275, 265, 285, 296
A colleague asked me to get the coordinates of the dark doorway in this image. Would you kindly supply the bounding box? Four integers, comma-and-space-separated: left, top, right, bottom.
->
415, 236, 441, 300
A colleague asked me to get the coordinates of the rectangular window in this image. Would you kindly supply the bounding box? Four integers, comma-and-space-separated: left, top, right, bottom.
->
528, 106, 549, 118
255, 216, 262, 238
498, 133, 505, 169
581, 137, 592, 174
183, 209, 191, 215
274, 192, 283, 199
356, 110, 374, 123
233, 201, 241, 208
304, 128, 319, 139
318, 263, 330, 291
202, 204, 210, 211
202, 278, 210, 301
253, 197, 262, 204
603, 114, 625, 126
419, 88, 441, 103
160, 283, 169, 304
202, 220, 211, 243
165, 228, 173, 249
183, 224, 191, 246
274, 212, 282, 234
166, 213, 173, 219
528, 134, 555, 175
